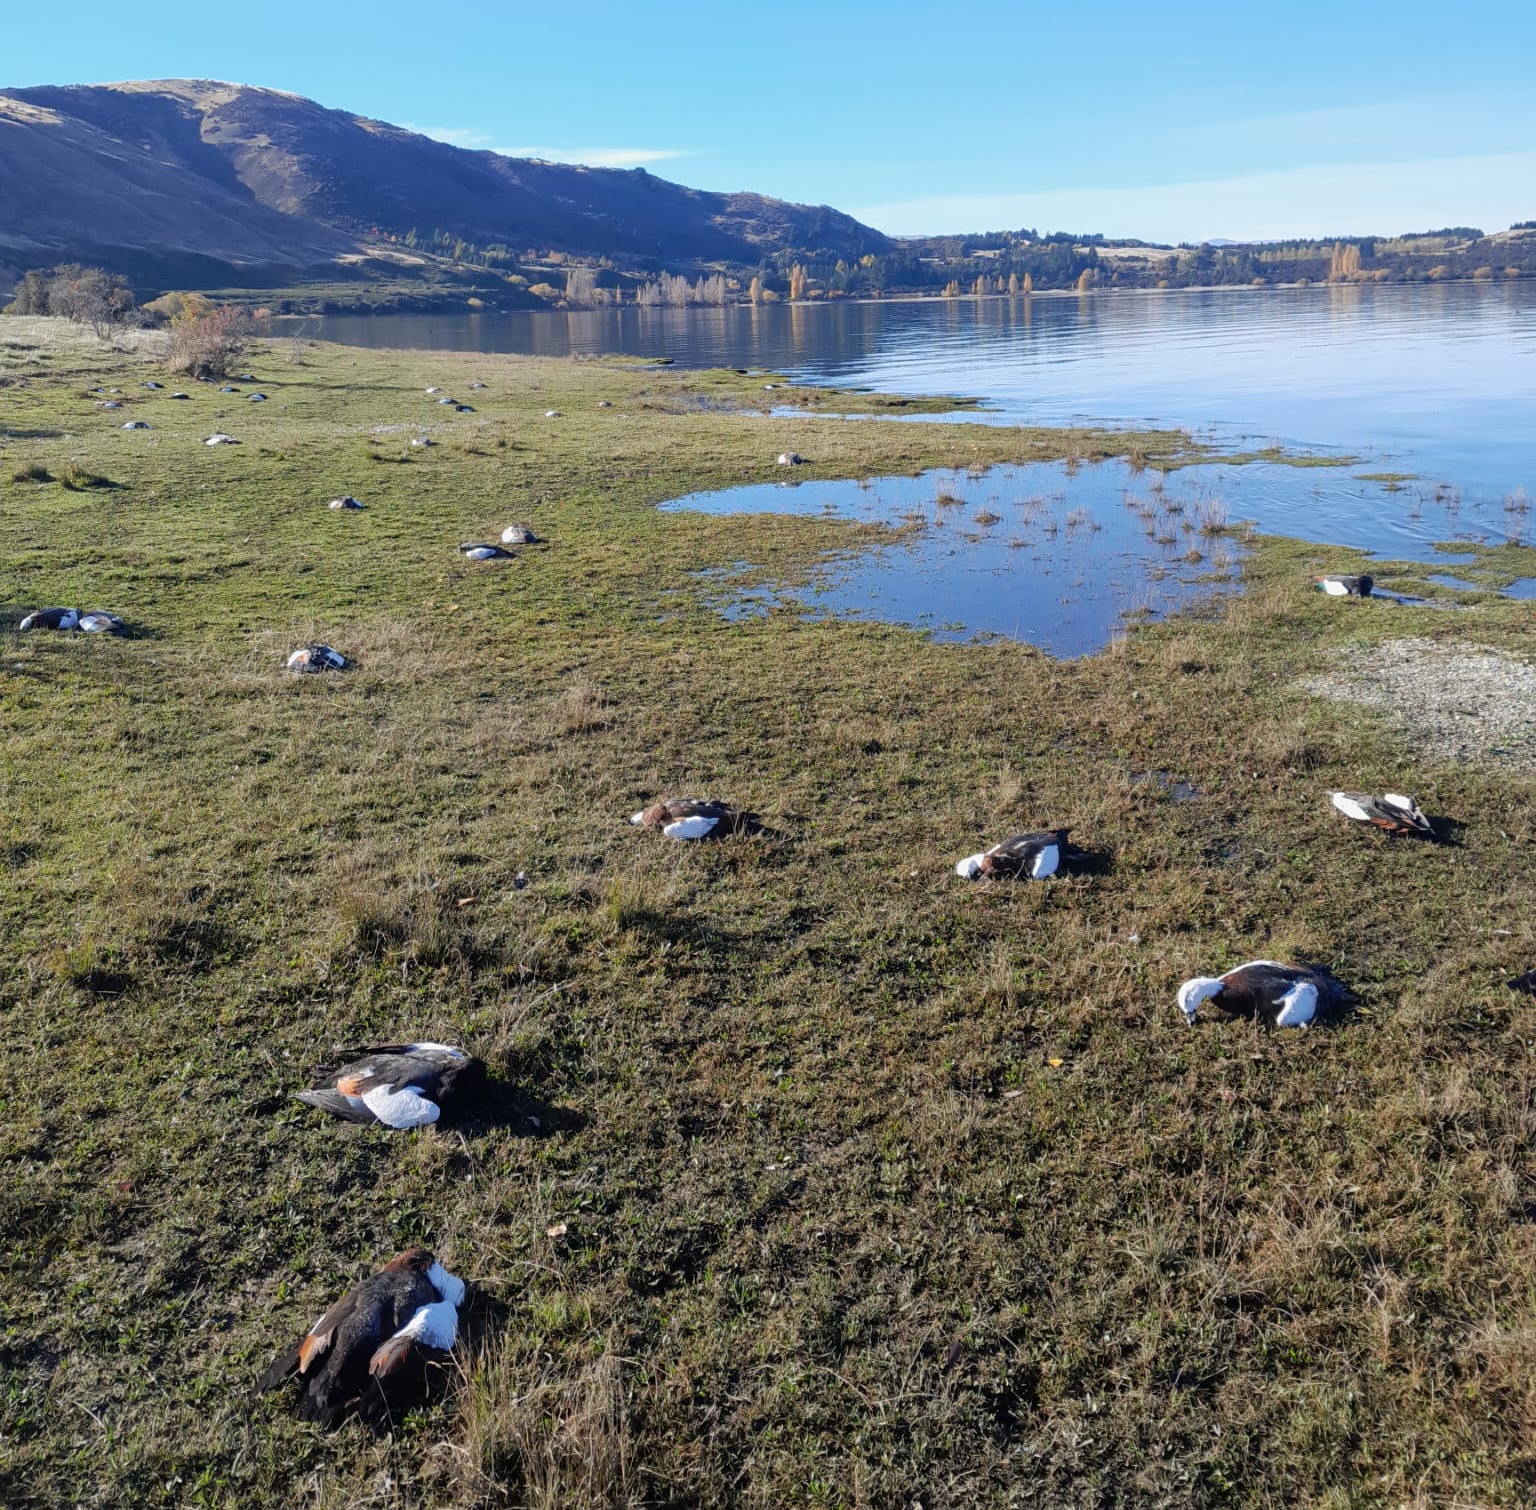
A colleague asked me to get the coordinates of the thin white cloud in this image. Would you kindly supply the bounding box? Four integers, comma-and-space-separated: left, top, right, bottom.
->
498, 146, 690, 168
403, 125, 688, 168
852, 151, 1536, 243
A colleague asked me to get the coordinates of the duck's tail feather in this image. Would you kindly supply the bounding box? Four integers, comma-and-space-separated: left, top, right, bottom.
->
295, 1088, 377, 1124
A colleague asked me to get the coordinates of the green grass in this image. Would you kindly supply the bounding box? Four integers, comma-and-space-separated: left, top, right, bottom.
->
4, 321, 1536, 1509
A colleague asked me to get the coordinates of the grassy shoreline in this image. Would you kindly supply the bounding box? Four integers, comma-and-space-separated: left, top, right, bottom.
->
4, 323, 1536, 1509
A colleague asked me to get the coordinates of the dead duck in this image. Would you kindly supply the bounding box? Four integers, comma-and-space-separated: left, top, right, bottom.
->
247, 393, 268, 403
286, 644, 347, 673
425, 386, 442, 394
409, 437, 434, 448
258, 1249, 465, 1428
436, 397, 459, 407
630, 798, 753, 840
328, 495, 364, 510
205, 433, 240, 446
777, 452, 804, 466
499, 523, 538, 545
1317, 573, 1373, 598
459, 541, 514, 560
1330, 790, 1433, 836
122, 420, 151, 430
18, 607, 81, 631
469, 382, 487, 390
955, 830, 1069, 880
1177, 960, 1355, 1029
544, 409, 562, 418
78, 611, 125, 634
295, 1042, 484, 1128
169, 392, 191, 400
142, 381, 163, 390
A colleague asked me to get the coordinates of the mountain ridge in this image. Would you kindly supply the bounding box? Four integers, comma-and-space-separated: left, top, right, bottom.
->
0, 78, 891, 296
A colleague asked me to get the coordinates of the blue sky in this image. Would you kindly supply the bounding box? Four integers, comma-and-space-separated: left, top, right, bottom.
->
6, 0, 1534, 241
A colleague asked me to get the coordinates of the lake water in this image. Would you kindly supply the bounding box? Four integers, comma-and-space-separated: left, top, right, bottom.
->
290, 284, 1536, 651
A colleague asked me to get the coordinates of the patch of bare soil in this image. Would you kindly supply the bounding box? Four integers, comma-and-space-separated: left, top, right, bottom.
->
1304, 637, 1536, 770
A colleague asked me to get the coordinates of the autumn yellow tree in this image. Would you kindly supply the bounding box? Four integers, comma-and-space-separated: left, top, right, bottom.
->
1007, 272, 1020, 296
1022, 272, 1034, 294
788, 264, 808, 301
1076, 268, 1096, 292
748, 275, 764, 304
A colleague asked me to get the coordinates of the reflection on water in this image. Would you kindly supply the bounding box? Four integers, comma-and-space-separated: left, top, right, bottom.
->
287, 281, 1534, 502
665, 457, 1522, 657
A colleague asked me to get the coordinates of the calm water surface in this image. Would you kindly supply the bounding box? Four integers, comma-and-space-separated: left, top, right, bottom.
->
291, 285, 1535, 651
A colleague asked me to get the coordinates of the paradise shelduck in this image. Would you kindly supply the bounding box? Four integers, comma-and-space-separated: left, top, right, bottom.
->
286, 644, 347, 673
544, 409, 561, 418
459, 541, 514, 560
499, 524, 538, 545
777, 452, 804, 466
410, 437, 434, 448
630, 798, 753, 840
295, 1042, 484, 1128
425, 387, 442, 394
955, 829, 1070, 880
247, 393, 268, 403
597, 400, 613, 408
436, 397, 458, 407
169, 392, 191, 400
455, 405, 475, 413
1329, 790, 1433, 836
98, 400, 121, 410
1177, 960, 1356, 1029
328, 495, 364, 510
470, 382, 487, 390
19, 607, 80, 631
122, 420, 151, 430
1317, 573, 1373, 598
219, 385, 240, 393
257, 1249, 465, 1428
78, 612, 125, 635
237, 373, 257, 382
1509, 971, 1536, 996
142, 381, 163, 390
205, 433, 241, 446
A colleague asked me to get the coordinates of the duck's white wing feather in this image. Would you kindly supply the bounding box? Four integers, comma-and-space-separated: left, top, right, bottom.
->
1331, 793, 1374, 821
1029, 843, 1060, 880
663, 815, 718, 840
1274, 980, 1319, 1028
360, 1084, 441, 1128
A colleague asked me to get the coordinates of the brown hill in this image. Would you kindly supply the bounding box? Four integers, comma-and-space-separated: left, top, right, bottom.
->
0, 79, 889, 295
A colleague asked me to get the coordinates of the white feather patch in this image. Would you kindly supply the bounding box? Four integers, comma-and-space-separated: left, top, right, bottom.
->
1382, 793, 1417, 812
1029, 844, 1060, 880
360, 1084, 441, 1129
663, 815, 718, 840
630, 811, 647, 825
403, 1042, 464, 1058
389, 1298, 459, 1351
1320, 578, 1349, 596
426, 1261, 466, 1307
1331, 793, 1373, 821
955, 854, 985, 878
1274, 980, 1319, 1028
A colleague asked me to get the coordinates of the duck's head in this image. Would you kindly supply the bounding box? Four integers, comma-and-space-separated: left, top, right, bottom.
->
384, 1247, 435, 1274
1176, 976, 1226, 1023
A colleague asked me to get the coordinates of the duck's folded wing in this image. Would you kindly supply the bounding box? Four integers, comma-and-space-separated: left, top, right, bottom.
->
295, 1087, 378, 1124
258, 1293, 353, 1390
663, 815, 719, 839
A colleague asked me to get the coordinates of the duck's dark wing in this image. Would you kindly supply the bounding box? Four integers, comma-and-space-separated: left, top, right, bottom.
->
258, 1284, 366, 1393
294, 1087, 379, 1123
290, 1271, 437, 1427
